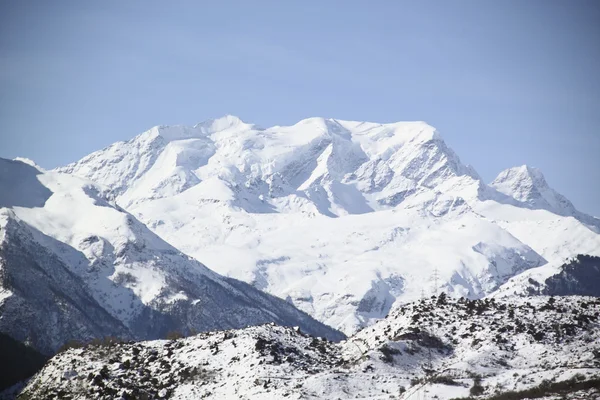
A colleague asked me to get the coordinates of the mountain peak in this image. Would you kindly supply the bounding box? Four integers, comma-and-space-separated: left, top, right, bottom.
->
140, 116, 249, 143
194, 114, 249, 133
490, 165, 576, 216
496, 164, 548, 188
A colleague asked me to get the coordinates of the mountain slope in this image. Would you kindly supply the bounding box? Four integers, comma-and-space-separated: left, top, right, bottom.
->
492, 254, 600, 298
0, 332, 48, 393
0, 158, 343, 354
18, 295, 600, 399
56, 116, 600, 334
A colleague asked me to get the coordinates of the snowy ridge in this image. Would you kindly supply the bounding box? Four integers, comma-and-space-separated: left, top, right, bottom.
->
55, 116, 600, 334
0, 158, 343, 354
18, 295, 600, 399
58, 117, 487, 211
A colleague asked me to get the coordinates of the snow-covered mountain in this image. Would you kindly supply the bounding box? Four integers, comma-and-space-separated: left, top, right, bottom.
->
0, 158, 344, 354
57, 116, 600, 334
490, 165, 599, 229
490, 165, 576, 215
17, 295, 600, 399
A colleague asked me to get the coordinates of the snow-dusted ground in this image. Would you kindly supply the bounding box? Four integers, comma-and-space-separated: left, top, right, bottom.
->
57, 116, 600, 334
0, 158, 343, 354
19, 295, 600, 399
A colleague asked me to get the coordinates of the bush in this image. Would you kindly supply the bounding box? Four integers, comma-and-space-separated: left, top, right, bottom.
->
57, 339, 85, 353
90, 336, 125, 347
410, 377, 423, 386
431, 375, 463, 386
437, 292, 448, 305
379, 344, 401, 363
470, 375, 485, 396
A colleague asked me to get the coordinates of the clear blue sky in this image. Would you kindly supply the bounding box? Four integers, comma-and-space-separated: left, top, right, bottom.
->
1, 0, 599, 215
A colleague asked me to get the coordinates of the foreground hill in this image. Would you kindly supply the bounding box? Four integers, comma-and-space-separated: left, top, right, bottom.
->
0, 158, 343, 355
17, 295, 600, 399
57, 116, 600, 334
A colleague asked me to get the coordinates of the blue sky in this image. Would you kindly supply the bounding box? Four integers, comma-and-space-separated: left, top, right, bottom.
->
1, 0, 599, 215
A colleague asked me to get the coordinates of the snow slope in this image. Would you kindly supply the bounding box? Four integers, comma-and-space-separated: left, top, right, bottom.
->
0, 158, 343, 354
18, 295, 600, 399
57, 116, 600, 334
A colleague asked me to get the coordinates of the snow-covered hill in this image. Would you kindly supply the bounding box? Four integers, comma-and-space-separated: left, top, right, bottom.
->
0, 158, 343, 354
57, 116, 600, 334
492, 254, 600, 298
17, 295, 600, 399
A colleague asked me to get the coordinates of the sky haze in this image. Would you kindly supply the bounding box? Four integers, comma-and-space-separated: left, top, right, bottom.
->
1, 0, 599, 215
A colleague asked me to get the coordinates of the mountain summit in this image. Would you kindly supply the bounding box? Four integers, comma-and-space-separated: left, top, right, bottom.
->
59, 116, 486, 213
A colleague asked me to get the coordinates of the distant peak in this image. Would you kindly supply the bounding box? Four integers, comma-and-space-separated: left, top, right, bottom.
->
491, 165, 576, 216
492, 165, 548, 190
516, 164, 543, 177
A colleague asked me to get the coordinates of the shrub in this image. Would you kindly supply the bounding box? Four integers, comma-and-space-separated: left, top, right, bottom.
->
431, 375, 463, 386
57, 339, 85, 353
470, 375, 485, 396
379, 344, 401, 363
410, 377, 423, 386
90, 336, 125, 347
113, 272, 138, 285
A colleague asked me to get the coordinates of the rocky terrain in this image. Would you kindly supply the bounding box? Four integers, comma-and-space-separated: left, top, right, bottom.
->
16, 295, 600, 399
